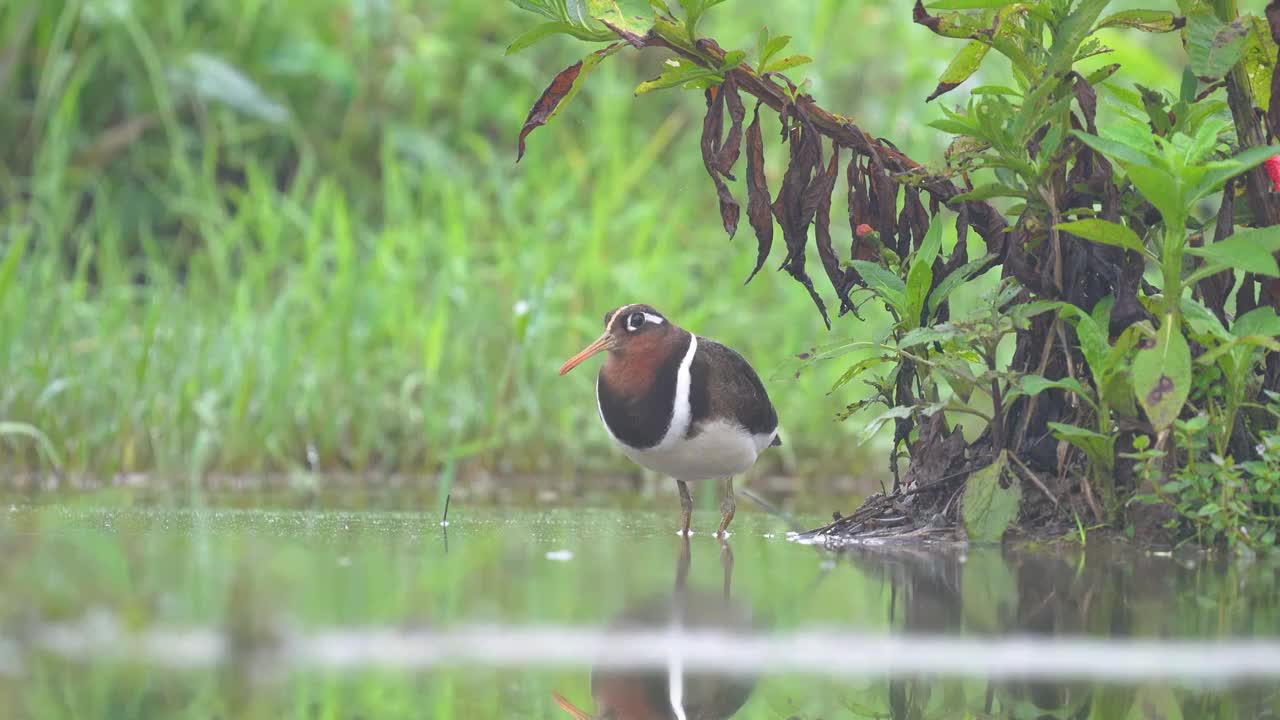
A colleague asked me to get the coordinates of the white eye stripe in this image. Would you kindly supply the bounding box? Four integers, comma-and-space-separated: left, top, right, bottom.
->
627, 311, 665, 331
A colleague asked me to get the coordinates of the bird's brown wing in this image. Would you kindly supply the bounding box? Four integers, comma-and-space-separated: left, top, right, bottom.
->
688, 338, 779, 439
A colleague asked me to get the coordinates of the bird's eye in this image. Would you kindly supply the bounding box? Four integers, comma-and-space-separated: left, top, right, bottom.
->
627, 312, 646, 331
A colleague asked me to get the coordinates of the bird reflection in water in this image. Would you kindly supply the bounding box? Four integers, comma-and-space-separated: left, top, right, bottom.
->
552, 537, 755, 720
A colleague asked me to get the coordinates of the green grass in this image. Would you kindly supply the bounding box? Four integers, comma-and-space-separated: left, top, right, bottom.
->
0, 0, 1183, 483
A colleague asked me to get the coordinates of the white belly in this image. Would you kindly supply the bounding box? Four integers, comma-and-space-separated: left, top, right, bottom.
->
617, 419, 773, 480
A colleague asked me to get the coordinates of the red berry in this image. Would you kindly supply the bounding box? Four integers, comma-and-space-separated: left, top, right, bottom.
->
855, 223, 874, 237
1264, 155, 1280, 193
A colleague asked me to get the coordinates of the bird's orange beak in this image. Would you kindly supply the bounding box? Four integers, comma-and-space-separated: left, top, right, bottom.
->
559, 333, 614, 375
552, 691, 594, 719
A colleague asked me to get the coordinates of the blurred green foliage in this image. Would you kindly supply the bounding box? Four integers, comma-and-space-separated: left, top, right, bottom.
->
0, 0, 1179, 485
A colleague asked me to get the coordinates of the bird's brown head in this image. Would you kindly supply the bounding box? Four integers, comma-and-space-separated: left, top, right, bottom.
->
558, 304, 677, 377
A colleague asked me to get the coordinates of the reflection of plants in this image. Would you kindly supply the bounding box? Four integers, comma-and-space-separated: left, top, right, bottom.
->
510, 0, 1280, 545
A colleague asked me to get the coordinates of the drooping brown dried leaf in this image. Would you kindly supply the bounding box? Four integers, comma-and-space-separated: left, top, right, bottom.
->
814, 146, 854, 316
744, 102, 774, 284
898, 187, 928, 257
1070, 72, 1099, 135
703, 86, 725, 158
517, 44, 620, 161
701, 84, 740, 238
715, 73, 745, 180
517, 61, 585, 162
846, 157, 880, 262
772, 116, 830, 327
867, 151, 900, 254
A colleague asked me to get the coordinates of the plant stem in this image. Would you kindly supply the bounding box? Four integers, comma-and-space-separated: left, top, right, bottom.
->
1162, 223, 1186, 324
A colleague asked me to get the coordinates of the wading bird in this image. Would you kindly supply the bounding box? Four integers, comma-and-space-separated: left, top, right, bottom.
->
559, 304, 780, 536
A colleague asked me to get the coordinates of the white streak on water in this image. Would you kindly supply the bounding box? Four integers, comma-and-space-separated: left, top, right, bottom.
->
9, 615, 1280, 685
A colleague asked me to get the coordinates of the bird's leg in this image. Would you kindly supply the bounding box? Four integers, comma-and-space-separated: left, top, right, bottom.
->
677, 480, 693, 536
716, 477, 736, 537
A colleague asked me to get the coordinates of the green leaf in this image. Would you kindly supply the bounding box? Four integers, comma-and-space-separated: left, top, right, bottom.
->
588, 0, 654, 41
1132, 315, 1192, 431
762, 55, 812, 74
1017, 375, 1094, 405
1071, 129, 1157, 167
1181, 297, 1230, 341
927, 40, 990, 102
951, 182, 1026, 202
1057, 304, 1112, 378
1048, 422, 1115, 469
1242, 14, 1278, 110
1197, 334, 1280, 365
1085, 63, 1122, 86
1008, 299, 1066, 323
928, 118, 979, 136
1055, 219, 1148, 256
970, 84, 1021, 96
1185, 225, 1280, 277
962, 451, 1020, 544
1092, 295, 1114, 334
898, 324, 963, 349
1186, 10, 1249, 79
904, 217, 945, 328
861, 405, 916, 444
679, 0, 729, 36
1095, 9, 1183, 33
1102, 370, 1139, 418
928, 253, 997, 315
1187, 145, 1280, 205
850, 260, 906, 313
1101, 324, 1141, 378
917, 213, 946, 267
1233, 306, 1280, 339
830, 355, 892, 393
936, 358, 978, 403
927, 0, 1013, 8
719, 49, 746, 70
1045, 0, 1110, 78
1125, 164, 1184, 227
634, 58, 722, 94
758, 32, 791, 69
506, 22, 585, 55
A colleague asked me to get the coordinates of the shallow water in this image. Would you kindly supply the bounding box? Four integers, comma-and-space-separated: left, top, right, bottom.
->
0, 500, 1278, 719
